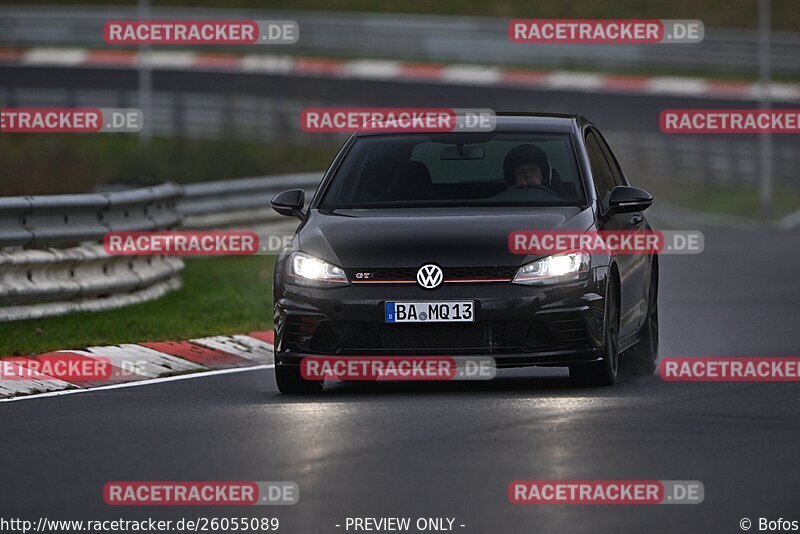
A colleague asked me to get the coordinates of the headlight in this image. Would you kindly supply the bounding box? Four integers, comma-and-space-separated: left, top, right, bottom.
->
512, 251, 590, 286
287, 252, 349, 287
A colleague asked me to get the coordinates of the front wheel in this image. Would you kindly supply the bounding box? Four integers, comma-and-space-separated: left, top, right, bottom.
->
275, 363, 324, 395
625, 264, 659, 376
570, 280, 619, 387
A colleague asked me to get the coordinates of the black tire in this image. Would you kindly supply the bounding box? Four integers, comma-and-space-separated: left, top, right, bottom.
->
570, 279, 620, 387
625, 263, 659, 376
274, 363, 324, 395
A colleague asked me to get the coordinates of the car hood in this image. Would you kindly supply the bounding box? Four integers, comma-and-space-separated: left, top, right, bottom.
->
297, 206, 594, 268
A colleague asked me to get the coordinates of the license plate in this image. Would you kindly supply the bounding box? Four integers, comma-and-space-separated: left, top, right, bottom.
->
385, 301, 475, 323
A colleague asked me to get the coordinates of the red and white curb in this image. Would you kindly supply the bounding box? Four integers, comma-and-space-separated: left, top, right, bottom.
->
0, 330, 274, 401
2, 47, 799, 102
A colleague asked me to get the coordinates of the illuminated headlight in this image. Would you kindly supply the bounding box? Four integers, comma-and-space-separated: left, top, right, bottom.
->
512, 251, 590, 286
288, 252, 349, 287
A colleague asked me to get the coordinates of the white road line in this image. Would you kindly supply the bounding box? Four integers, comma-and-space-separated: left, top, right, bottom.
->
545, 71, 606, 90
240, 54, 295, 74
22, 47, 88, 66
343, 59, 402, 79
646, 76, 708, 95
441, 65, 503, 85
143, 51, 197, 69
0, 365, 274, 403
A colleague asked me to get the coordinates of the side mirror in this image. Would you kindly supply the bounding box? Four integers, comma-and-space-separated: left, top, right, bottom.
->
271, 189, 306, 220
604, 186, 653, 218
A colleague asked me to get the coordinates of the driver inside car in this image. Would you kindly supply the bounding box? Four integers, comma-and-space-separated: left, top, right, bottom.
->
502, 143, 567, 196
512, 162, 544, 188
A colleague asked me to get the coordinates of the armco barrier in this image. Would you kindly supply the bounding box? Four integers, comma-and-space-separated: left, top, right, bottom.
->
0, 182, 183, 248
0, 246, 183, 321
178, 172, 321, 227
0, 182, 184, 321
0, 173, 322, 322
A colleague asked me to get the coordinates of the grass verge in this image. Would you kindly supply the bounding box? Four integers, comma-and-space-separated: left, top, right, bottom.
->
0, 136, 341, 196
0, 256, 275, 356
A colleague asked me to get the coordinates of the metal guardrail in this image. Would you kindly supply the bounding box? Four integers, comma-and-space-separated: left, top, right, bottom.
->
0, 182, 183, 247
179, 172, 320, 227
1, 5, 799, 76
0, 246, 183, 321
0, 174, 322, 321
0, 182, 185, 321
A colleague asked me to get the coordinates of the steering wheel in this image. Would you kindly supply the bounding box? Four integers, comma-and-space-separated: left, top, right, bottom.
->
491, 182, 562, 202
509, 182, 554, 192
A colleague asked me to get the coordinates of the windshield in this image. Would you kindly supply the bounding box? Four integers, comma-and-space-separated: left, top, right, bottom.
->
319, 132, 586, 209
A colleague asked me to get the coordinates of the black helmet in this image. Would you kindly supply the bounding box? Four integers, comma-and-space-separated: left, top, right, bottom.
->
502, 144, 551, 186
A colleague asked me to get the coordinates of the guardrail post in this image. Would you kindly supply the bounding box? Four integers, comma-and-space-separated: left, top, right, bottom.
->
137, 0, 153, 146
758, 0, 773, 220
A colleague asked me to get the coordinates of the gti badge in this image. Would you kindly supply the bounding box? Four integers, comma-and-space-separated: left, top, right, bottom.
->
416, 264, 443, 289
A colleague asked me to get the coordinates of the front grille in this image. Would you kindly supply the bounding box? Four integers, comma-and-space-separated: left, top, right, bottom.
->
445, 266, 518, 279
347, 266, 518, 282
332, 321, 529, 353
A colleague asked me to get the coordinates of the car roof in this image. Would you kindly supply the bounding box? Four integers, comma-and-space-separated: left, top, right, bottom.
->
354, 112, 587, 136
493, 113, 584, 132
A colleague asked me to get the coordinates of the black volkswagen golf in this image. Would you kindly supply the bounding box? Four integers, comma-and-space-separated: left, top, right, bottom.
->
270, 114, 658, 394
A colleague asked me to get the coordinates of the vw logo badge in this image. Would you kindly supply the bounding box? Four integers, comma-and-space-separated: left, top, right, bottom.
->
416, 264, 443, 289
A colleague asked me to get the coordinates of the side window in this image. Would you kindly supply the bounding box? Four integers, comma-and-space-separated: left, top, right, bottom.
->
585, 131, 616, 206
594, 130, 625, 187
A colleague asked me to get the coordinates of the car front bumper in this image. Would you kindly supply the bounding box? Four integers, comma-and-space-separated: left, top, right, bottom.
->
274, 267, 609, 368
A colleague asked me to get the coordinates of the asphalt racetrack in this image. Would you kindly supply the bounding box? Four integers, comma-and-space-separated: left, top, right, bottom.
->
2, 226, 798, 534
